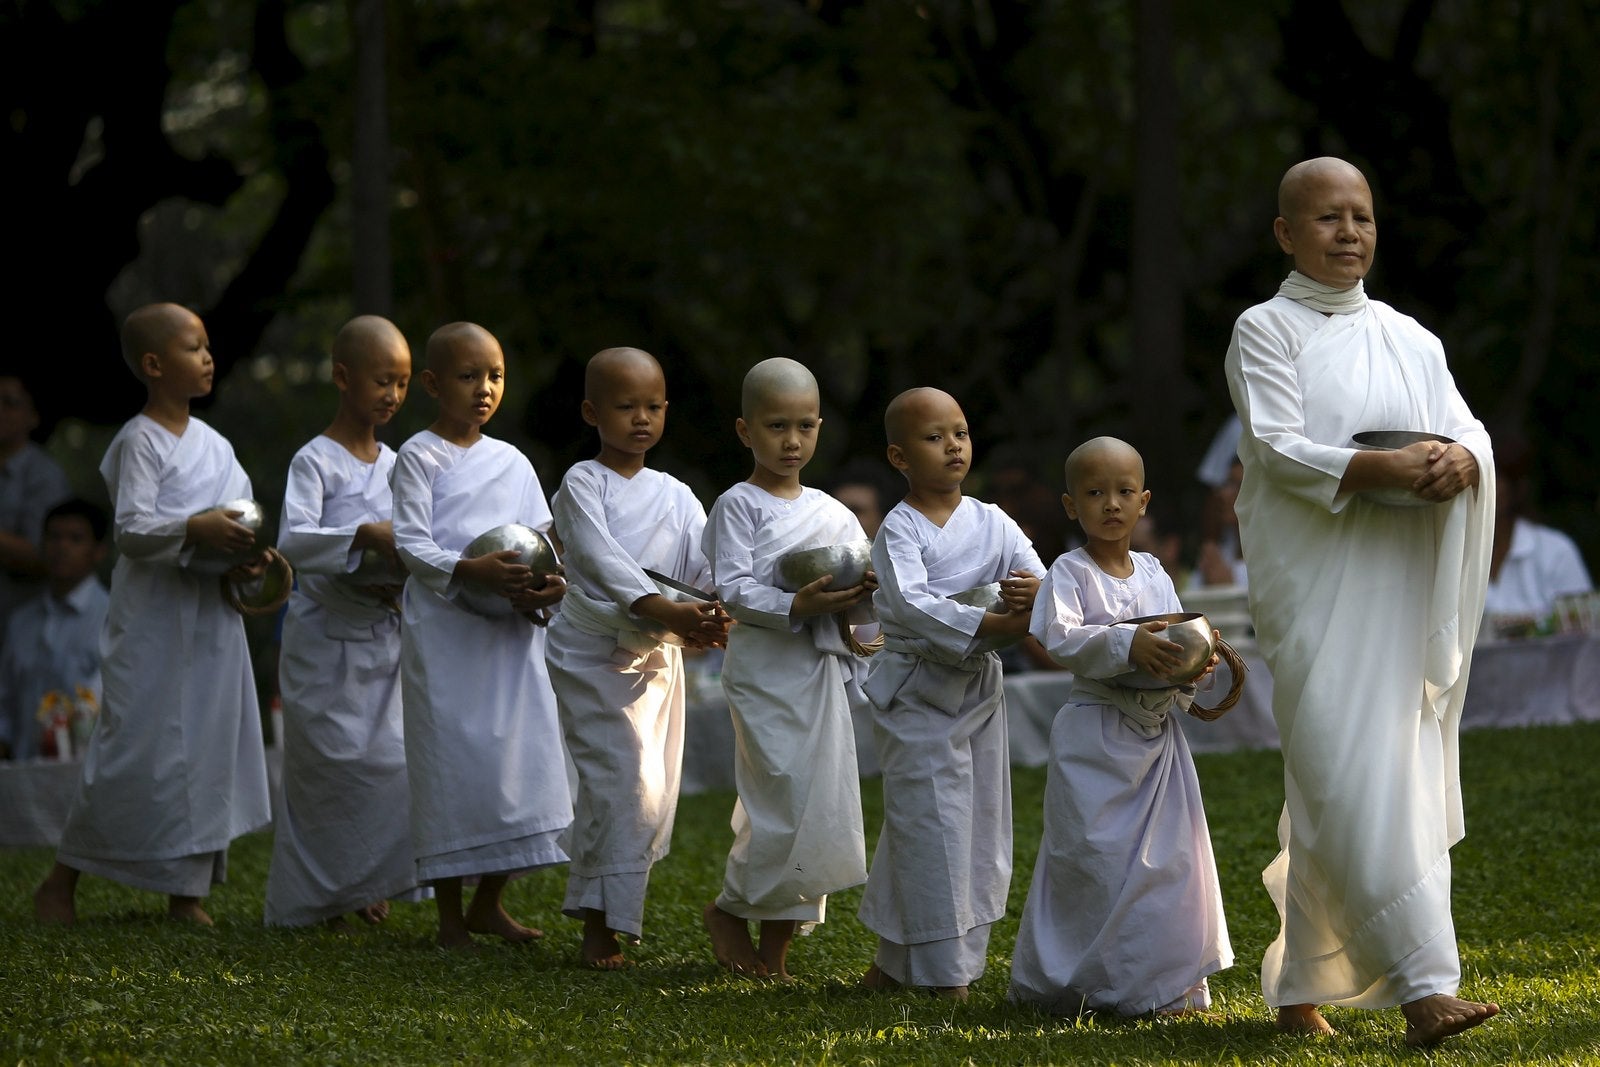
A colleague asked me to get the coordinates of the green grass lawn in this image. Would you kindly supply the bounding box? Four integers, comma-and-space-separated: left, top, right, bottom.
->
3, 722, 1598, 1065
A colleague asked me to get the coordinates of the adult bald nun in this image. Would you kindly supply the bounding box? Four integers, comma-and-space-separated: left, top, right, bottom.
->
1225, 157, 1499, 1047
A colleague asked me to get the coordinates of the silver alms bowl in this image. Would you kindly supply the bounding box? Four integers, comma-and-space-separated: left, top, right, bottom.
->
1351, 430, 1456, 508
457, 523, 561, 616
949, 582, 1008, 614
639, 569, 718, 646
190, 497, 271, 574
776, 539, 873, 593
1115, 611, 1216, 688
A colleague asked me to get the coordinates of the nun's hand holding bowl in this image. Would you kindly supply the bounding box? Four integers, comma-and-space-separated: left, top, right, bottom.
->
1128, 618, 1189, 682
188, 506, 258, 558
509, 571, 566, 613
790, 569, 876, 618
1412, 441, 1479, 502
456, 549, 535, 600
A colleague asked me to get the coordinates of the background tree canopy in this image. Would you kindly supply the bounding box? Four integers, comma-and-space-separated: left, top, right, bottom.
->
7, 0, 1597, 567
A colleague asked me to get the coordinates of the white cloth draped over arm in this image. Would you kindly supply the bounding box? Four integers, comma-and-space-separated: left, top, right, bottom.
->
704, 491, 799, 632
553, 463, 671, 611
101, 418, 249, 568
391, 441, 462, 600
1030, 556, 1136, 679
278, 447, 363, 576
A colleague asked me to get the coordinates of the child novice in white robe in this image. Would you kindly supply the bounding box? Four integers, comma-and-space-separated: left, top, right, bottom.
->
1010, 436, 1232, 1016
265, 317, 424, 927
392, 322, 570, 949
857, 387, 1042, 998
700, 357, 875, 980
36, 303, 270, 925
545, 347, 727, 969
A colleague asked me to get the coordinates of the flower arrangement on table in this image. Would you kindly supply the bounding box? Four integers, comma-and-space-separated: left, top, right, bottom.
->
34, 686, 99, 761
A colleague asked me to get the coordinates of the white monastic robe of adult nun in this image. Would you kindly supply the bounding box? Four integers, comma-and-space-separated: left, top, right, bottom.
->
1225, 273, 1495, 1008
392, 431, 572, 882
856, 496, 1042, 988
703, 482, 870, 924
1009, 548, 1232, 1015
265, 437, 424, 925
546, 460, 710, 939
57, 415, 270, 896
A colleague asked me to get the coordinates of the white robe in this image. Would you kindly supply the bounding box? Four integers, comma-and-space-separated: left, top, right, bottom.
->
57, 415, 271, 896
857, 497, 1043, 987
264, 437, 423, 926
1009, 549, 1232, 1015
1226, 289, 1494, 1008
392, 431, 571, 881
545, 460, 710, 938
703, 483, 869, 922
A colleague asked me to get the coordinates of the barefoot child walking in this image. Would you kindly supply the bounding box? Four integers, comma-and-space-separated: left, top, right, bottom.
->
391, 322, 571, 949
264, 315, 425, 929
546, 346, 728, 968
856, 387, 1042, 1001
701, 357, 875, 979
35, 303, 271, 925
1008, 436, 1232, 1016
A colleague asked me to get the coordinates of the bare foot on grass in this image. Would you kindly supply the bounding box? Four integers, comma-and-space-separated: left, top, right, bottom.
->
756, 919, 796, 982
1277, 1004, 1335, 1036
860, 964, 901, 992
357, 901, 391, 925
934, 985, 969, 1002
33, 877, 76, 925
436, 928, 481, 952
581, 912, 630, 970
167, 896, 214, 926
1402, 994, 1499, 1047
702, 903, 765, 977
464, 902, 542, 943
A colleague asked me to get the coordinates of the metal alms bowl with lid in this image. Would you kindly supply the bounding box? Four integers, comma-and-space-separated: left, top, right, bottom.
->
1114, 612, 1217, 688
776, 539, 873, 593
456, 523, 562, 616
1351, 430, 1456, 508
189, 497, 272, 575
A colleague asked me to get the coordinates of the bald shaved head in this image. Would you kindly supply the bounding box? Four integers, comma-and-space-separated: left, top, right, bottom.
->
1278, 156, 1369, 218
884, 387, 962, 446
332, 315, 408, 374
740, 357, 817, 418
120, 303, 200, 376
586, 346, 663, 401
425, 321, 498, 374
1064, 436, 1144, 495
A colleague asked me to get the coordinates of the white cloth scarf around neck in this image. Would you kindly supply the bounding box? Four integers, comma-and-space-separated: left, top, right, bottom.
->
1277, 269, 1368, 315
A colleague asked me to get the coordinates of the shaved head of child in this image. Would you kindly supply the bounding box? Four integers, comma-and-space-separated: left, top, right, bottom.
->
740, 357, 818, 417
586, 347, 663, 401
883, 387, 961, 447
425, 321, 498, 375
120, 303, 201, 378
1064, 436, 1145, 497
333, 315, 409, 375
